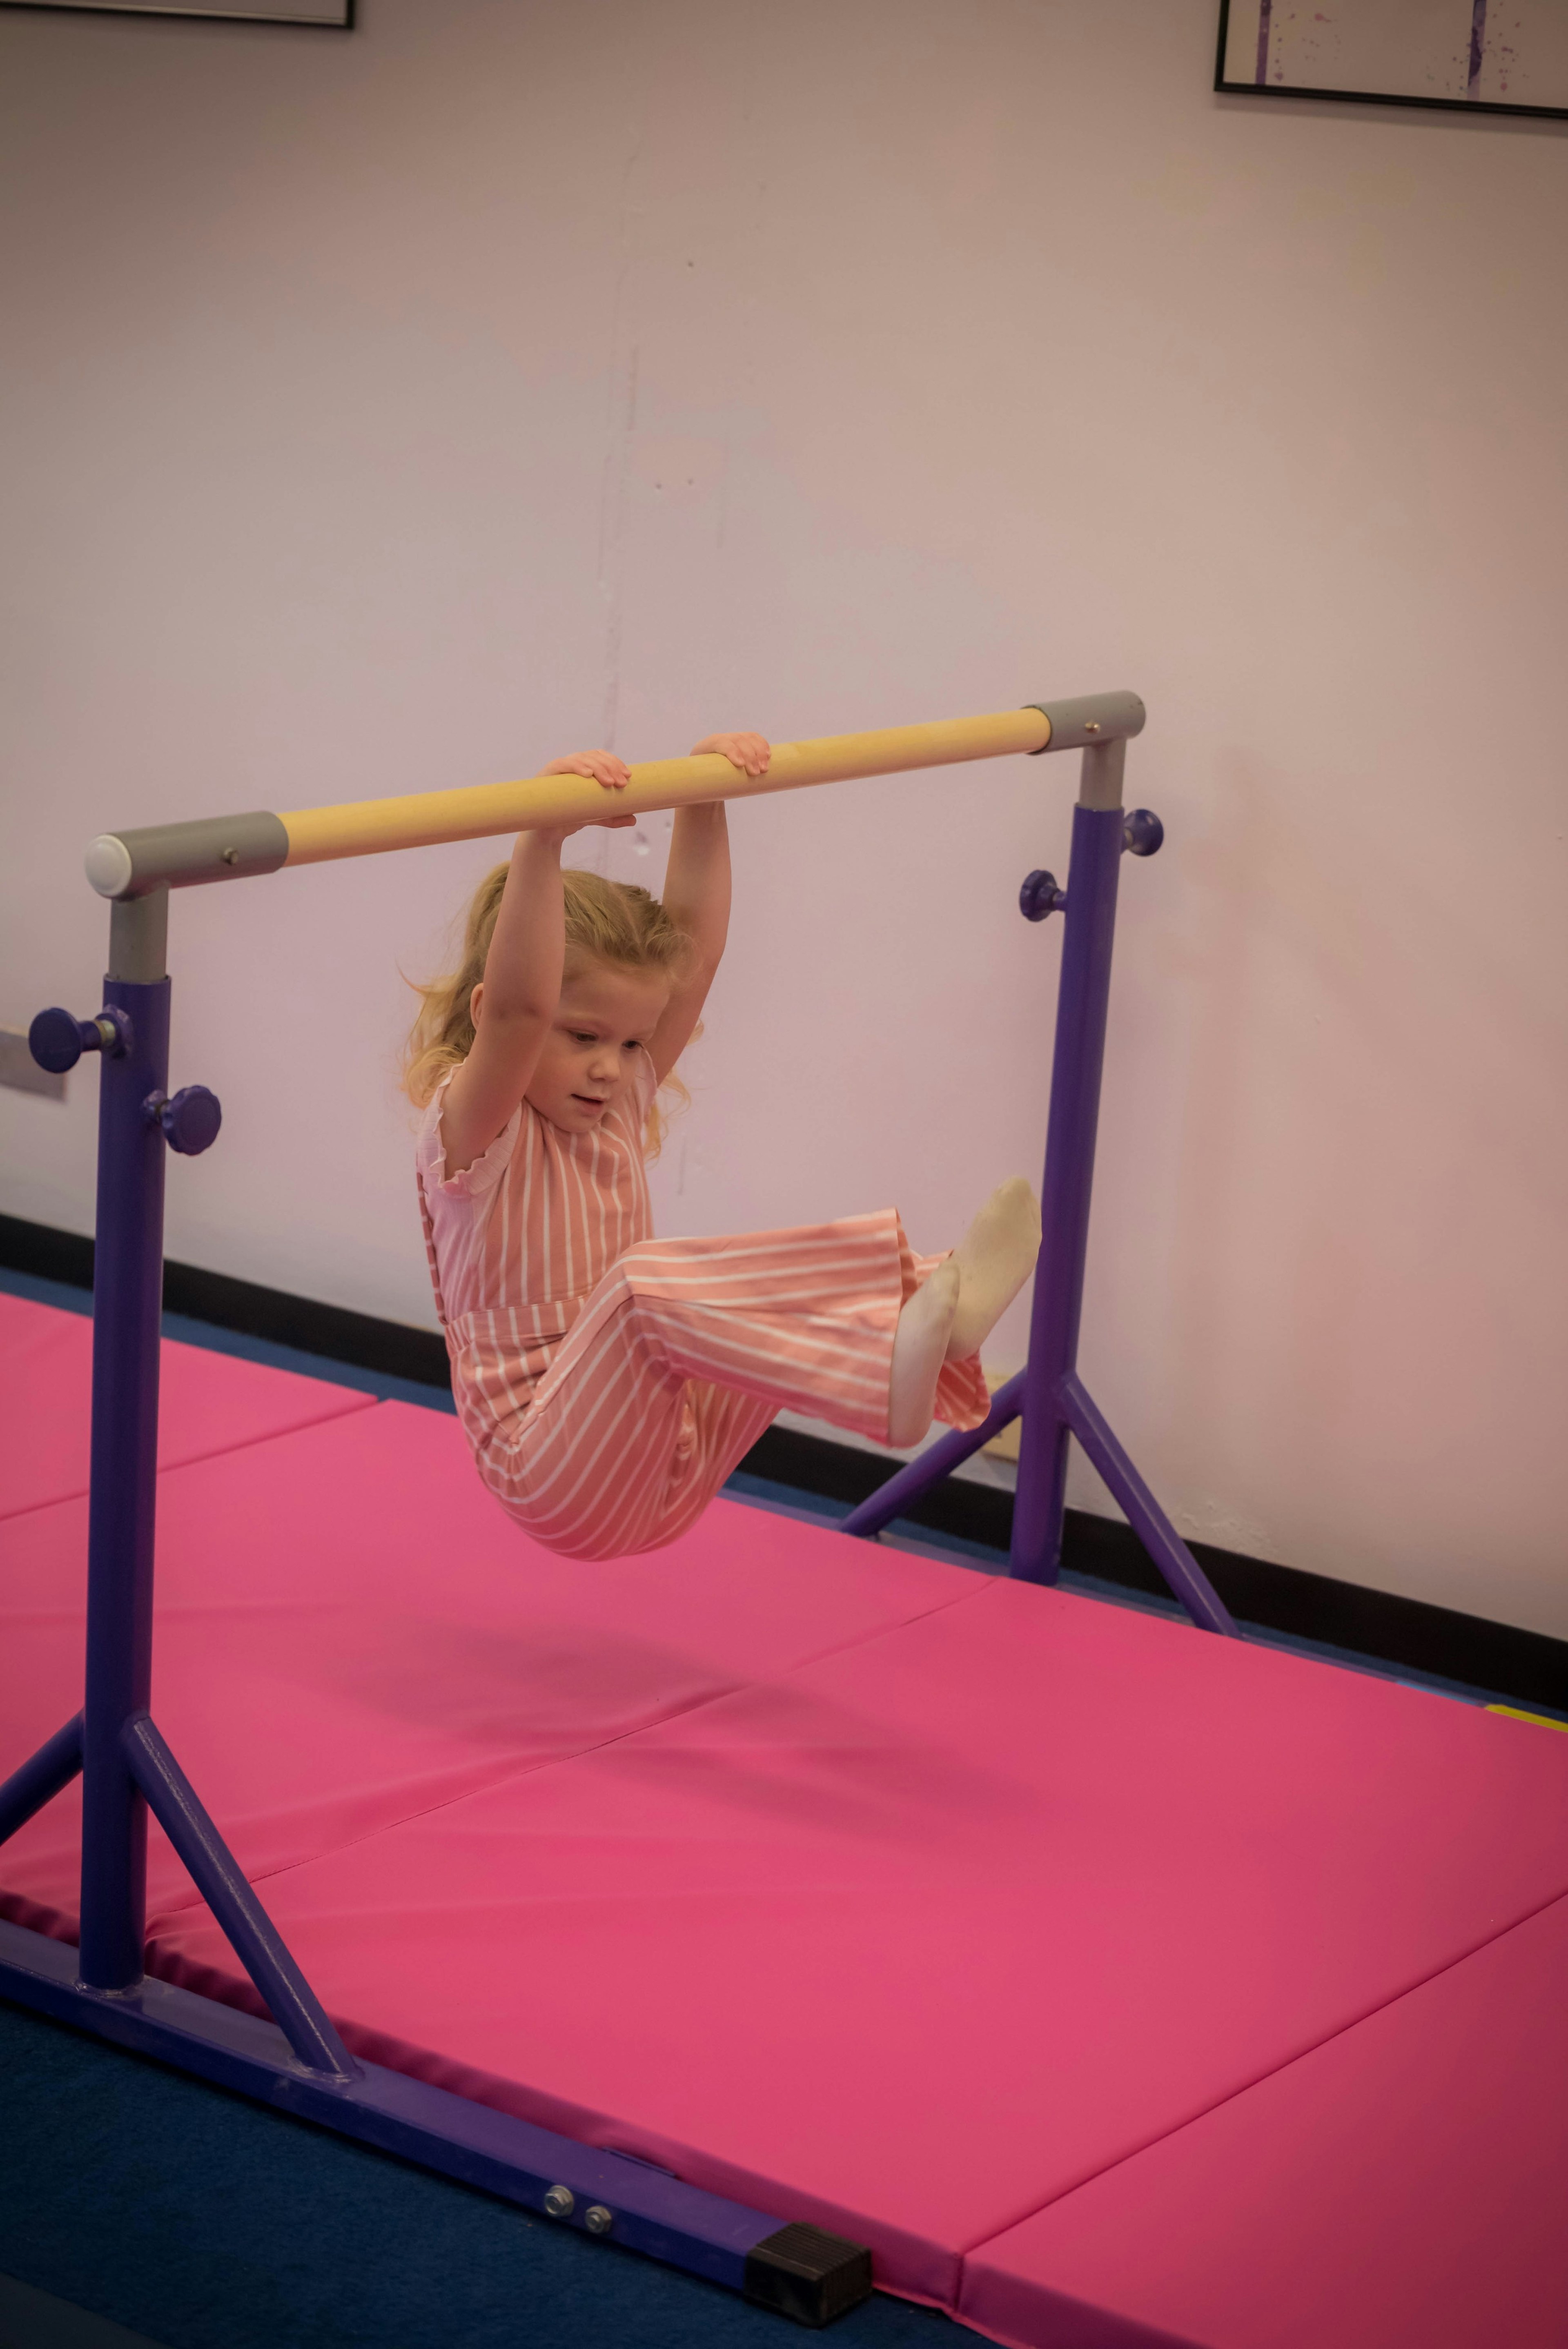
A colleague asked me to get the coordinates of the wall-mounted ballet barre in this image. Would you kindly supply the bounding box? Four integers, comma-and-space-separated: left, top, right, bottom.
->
82, 692, 1147, 902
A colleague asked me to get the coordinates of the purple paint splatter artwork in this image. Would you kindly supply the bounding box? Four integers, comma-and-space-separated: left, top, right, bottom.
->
1468, 0, 1489, 94
1222, 0, 1565, 115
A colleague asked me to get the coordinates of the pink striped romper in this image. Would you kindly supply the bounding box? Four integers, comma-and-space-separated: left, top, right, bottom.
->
416, 1050, 990, 1559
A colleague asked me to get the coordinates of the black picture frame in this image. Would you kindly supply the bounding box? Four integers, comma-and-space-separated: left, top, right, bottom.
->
0, 0, 351, 24
1215, 0, 1568, 122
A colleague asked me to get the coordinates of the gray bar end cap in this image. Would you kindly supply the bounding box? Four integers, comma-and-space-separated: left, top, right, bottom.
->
84, 811, 290, 899
1025, 691, 1146, 754
85, 835, 136, 898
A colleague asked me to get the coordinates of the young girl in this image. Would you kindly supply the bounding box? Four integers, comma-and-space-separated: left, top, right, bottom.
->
406, 731, 1041, 1561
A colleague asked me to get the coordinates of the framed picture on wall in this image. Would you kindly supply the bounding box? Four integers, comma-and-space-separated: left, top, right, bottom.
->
1216, 1, 1568, 120
0, 0, 350, 23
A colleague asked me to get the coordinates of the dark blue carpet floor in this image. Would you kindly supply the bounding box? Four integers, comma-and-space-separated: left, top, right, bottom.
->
0, 1998, 962, 2349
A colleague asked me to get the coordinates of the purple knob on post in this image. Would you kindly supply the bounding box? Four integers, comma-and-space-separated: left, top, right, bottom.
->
1121, 808, 1163, 857
28, 1009, 91, 1073
1019, 870, 1066, 922
155, 1086, 223, 1157
29, 1006, 133, 1072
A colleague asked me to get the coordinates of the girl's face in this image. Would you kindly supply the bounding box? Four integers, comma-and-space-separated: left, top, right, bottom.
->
524, 960, 670, 1135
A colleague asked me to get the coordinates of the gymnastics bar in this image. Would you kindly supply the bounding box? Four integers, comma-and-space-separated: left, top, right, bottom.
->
79, 695, 1145, 900
2, 681, 1231, 2332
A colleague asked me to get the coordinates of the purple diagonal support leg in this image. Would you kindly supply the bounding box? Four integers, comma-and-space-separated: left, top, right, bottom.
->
1058, 1374, 1237, 1636
840, 1373, 1024, 1540
0, 1713, 83, 1847
123, 1712, 360, 2080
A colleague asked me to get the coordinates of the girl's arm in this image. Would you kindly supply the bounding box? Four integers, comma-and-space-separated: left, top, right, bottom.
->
440, 752, 631, 1175
646, 731, 769, 1083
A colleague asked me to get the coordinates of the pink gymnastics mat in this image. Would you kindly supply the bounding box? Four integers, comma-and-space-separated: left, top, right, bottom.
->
3, 1299, 1568, 2344
0, 1291, 372, 1522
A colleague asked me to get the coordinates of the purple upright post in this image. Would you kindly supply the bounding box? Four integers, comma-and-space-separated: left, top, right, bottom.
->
837, 702, 1236, 1637
77, 903, 172, 1990
56, 893, 356, 2067
1009, 776, 1124, 1586
1007, 741, 1235, 1630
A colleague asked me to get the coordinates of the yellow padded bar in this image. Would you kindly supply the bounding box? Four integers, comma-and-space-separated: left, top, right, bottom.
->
279, 706, 1052, 868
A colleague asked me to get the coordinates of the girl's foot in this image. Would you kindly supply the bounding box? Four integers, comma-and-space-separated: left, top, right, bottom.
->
946, 1178, 1041, 1361
889, 1258, 960, 1446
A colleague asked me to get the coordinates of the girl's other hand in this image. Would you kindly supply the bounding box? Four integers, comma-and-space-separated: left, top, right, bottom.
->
691, 730, 771, 778
540, 749, 636, 828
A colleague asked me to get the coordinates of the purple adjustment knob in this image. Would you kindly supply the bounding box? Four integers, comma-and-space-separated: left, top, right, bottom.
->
29, 1006, 131, 1073
1019, 870, 1066, 922
150, 1085, 223, 1156
28, 1009, 91, 1073
1122, 808, 1164, 857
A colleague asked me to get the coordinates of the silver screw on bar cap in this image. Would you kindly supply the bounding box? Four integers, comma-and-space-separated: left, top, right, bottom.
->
584, 2206, 613, 2236
543, 2185, 575, 2219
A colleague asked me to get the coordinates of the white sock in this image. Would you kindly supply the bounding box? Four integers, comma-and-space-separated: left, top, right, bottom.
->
888, 1260, 960, 1447
946, 1178, 1041, 1362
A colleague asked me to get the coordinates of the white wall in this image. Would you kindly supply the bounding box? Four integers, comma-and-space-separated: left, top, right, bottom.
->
1, 0, 1564, 1633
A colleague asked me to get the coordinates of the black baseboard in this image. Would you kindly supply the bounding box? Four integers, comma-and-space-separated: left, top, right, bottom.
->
4, 1212, 1564, 1714
0, 1212, 449, 1389
740, 1425, 1567, 1712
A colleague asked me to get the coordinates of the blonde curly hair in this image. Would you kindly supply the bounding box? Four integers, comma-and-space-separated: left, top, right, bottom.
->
403, 862, 693, 1156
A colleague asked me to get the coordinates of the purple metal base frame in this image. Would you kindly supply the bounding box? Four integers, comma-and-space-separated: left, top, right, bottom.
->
0, 919, 867, 2325
844, 786, 1237, 1641
0, 1918, 780, 2289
